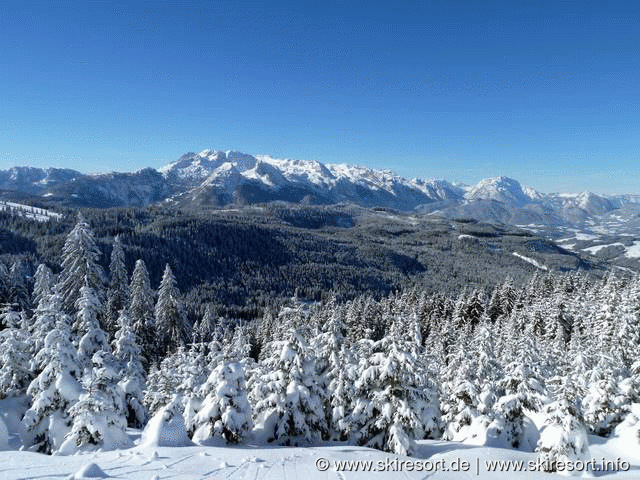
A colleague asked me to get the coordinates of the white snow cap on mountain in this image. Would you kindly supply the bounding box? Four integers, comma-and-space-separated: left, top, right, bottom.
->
464, 176, 541, 205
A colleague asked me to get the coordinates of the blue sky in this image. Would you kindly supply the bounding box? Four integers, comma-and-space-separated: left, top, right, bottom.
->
0, 1, 638, 193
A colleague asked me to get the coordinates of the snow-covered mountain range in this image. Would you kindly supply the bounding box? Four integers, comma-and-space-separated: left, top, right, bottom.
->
0, 149, 637, 227
4, 147, 640, 269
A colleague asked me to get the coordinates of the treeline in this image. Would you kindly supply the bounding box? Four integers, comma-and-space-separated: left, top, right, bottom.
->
0, 205, 594, 324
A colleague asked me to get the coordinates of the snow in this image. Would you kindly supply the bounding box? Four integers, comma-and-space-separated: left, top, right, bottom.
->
140, 399, 193, 448
465, 176, 538, 205
624, 240, 640, 258
582, 243, 624, 254
573, 233, 601, 241
458, 234, 479, 241
512, 252, 548, 271
0, 200, 62, 222
0, 416, 8, 451
70, 462, 109, 479
0, 437, 636, 479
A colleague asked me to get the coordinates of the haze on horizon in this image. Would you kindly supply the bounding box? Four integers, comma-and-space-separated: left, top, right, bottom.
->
0, 1, 638, 195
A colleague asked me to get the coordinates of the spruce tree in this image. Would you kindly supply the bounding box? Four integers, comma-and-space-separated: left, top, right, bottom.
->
252, 327, 327, 445
23, 318, 83, 454
59, 350, 131, 453
155, 264, 188, 356
56, 216, 104, 314
112, 309, 147, 428
32, 263, 53, 308
129, 259, 155, 367
350, 317, 440, 455
105, 235, 129, 338
0, 326, 32, 398
189, 360, 252, 444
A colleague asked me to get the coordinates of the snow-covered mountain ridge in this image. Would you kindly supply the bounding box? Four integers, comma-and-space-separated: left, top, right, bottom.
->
1, 149, 638, 228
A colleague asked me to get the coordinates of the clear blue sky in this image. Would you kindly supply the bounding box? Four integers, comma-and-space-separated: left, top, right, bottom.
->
1, 1, 638, 193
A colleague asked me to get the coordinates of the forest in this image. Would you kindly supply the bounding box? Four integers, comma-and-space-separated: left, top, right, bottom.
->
0, 212, 637, 473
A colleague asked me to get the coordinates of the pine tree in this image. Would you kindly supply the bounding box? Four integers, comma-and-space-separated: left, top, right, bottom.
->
112, 309, 147, 428
104, 236, 130, 338
582, 357, 627, 436
56, 216, 104, 314
59, 350, 131, 453
252, 327, 327, 445
76, 286, 110, 371
0, 326, 32, 398
23, 319, 83, 454
487, 395, 539, 451
350, 317, 440, 455
537, 376, 590, 472
8, 259, 31, 310
155, 264, 188, 356
32, 263, 53, 308
129, 259, 155, 367
189, 360, 252, 444
28, 294, 68, 363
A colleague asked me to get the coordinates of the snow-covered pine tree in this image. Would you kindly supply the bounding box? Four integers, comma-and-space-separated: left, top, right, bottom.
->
112, 309, 147, 428
537, 375, 590, 472
0, 326, 32, 398
129, 259, 155, 367
32, 263, 54, 308
104, 235, 129, 338
155, 264, 189, 356
194, 304, 217, 344
56, 216, 104, 314
189, 360, 252, 444
144, 345, 209, 417
23, 318, 83, 454
350, 316, 440, 456
76, 286, 110, 371
487, 393, 539, 451
28, 294, 68, 364
252, 326, 328, 445
499, 323, 547, 412
8, 259, 31, 310
59, 350, 131, 454
440, 324, 481, 442
328, 344, 357, 441
582, 356, 627, 436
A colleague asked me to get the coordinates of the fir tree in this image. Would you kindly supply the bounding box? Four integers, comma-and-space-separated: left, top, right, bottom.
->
112, 309, 147, 428
59, 350, 131, 453
350, 317, 440, 455
56, 216, 104, 314
155, 264, 188, 356
76, 286, 110, 371
129, 259, 155, 367
105, 235, 130, 338
0, 326, 32, 398
23, 319, 83, 454
537, 376, 590, 472
189, 360, 252, 444
252, 327, 327, 445
32, 263, 54, 308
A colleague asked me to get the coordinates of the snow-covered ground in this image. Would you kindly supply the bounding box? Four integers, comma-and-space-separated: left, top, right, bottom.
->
0, 435, 638, 480
512, 252, 548, 271
0, 200, 62, 222
2, 398, 638, 480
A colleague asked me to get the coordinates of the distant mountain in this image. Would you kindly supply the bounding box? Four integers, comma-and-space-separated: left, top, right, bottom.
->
0, 167, 82, 195
161, 150, 465, 210
0, 149, 635, 232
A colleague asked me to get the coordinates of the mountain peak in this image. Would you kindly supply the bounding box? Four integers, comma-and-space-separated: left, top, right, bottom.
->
466, 176, 539, 206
